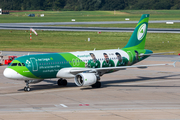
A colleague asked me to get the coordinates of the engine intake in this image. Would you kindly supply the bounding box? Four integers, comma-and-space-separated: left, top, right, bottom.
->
74, 73, 97, 86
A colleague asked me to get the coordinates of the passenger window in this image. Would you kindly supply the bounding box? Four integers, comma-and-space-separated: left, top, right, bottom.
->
22, 63, 25, 66
18, 63, 22, 66
11, 63, 17, 66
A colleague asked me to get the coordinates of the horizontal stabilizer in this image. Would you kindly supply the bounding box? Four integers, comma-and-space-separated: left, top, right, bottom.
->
139, 52, 175, 57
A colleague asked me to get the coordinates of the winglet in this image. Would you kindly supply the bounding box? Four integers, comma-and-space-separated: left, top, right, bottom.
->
173, 61, 177, 67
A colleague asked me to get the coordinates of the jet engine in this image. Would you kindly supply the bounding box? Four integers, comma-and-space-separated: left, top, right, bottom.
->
74, 73, 97, 86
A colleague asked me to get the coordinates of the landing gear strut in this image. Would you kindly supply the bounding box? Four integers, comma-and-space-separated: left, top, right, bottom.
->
24, 80, 31, 92
57, 78, 67, 86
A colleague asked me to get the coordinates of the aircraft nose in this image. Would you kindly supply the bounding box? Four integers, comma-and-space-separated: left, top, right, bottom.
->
4, 68, 16, 79
3, 68, 23, 80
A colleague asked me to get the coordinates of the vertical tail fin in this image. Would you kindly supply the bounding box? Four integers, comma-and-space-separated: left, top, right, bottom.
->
124, 14, 149, 49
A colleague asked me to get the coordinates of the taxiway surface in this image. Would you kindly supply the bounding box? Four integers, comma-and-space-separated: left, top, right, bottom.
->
1, 20, 180, 26
0, 55, 180, 120
1, 25, 180, 33
1, 21, 180, 33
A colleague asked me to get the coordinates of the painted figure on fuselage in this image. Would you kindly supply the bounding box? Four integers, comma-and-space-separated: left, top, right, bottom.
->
87, 53, 100, 68
102, 53, 115, 67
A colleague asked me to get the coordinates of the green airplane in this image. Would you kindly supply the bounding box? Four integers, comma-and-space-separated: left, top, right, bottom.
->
3, 14, 174, 91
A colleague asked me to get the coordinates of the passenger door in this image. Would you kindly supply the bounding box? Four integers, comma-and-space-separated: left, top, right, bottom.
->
30, 58, 38, 71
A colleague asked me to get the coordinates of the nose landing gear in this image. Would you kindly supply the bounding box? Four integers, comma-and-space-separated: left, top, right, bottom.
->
24, 80, 30, 92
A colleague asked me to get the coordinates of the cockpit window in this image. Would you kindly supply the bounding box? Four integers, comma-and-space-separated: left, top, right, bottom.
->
10, 63, 25, 66
11, 63, 17, 66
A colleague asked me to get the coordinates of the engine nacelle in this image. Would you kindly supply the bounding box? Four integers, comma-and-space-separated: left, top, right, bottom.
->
74, 73, 97, 86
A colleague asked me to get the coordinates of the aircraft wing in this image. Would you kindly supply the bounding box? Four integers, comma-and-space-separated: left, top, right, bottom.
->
139, 52, 175, 57
69, 62, 175, 75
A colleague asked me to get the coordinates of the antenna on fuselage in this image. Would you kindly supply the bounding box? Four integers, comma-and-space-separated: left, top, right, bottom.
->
94, 48, 96, 51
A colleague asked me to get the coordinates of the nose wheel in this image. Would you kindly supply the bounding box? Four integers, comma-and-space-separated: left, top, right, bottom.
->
24, 80, 31, 92
24, 87, 30, 92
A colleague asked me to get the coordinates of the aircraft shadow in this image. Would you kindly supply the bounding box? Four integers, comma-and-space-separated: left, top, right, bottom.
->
81, 74, 180, 90
101, 74, 180, 88
18, 74, 180, 91
17, 82, 77, 92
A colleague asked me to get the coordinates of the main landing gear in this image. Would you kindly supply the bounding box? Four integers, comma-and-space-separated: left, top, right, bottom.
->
91, 81, 101, 88
91, 75, 101, 88
24, 80, 30, 92
57, 78, 67, 86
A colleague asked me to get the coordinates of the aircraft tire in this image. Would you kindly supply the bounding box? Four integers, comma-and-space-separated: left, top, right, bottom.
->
91, 81, 101, 88
24, 87, 30, 92
57, 79, 67, 86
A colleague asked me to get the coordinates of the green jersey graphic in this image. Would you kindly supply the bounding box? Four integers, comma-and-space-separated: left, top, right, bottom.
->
87, 59, 100, 68
116, 57, 129, 66
132, 56, 144, 64
102, 60, 115, 67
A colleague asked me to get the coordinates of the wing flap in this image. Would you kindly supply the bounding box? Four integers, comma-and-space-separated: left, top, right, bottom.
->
69, 62, 174, 74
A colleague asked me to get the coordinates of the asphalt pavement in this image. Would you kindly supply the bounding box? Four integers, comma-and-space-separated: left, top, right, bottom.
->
1, 21, 180, 33
0, 54, 180, 120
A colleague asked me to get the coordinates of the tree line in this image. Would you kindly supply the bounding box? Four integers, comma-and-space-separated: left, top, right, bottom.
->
1, 0, 180, 10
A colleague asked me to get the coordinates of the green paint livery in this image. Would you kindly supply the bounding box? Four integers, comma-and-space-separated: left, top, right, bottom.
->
8, 60, 39, 79
59, 52, 85, 67
124, 14, 149, 49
